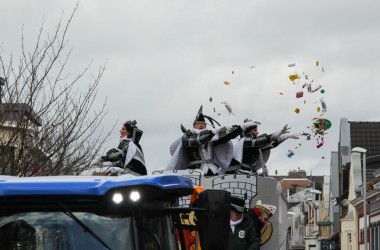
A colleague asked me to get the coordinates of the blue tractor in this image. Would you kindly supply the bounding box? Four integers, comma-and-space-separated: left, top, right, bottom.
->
0, 174, 230, 250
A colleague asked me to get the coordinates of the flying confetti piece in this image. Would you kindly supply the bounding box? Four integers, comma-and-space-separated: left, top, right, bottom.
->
301, 132, 311, 140
304, 100, 307, 104
317, 139, 324, 148
322, 67, 325, 72
279, 92, 284, 95
312, 118, 332, 148
250, 65, 255, 68
316, 61, 319, 66
221, 101, 235, 115
296, 91, 304, 98
232, 70, 234, 74
312, 118, 332, 134
302, 81, 321, 94
311, 85, 322, 93
320, 97, 327, 112
224, 81, 230, 86
294, 108, 300, 114
320, 89, 325, 94
289, 74, 299, 82
302, 83, 312, 92
287, 151, 295, 158
209, 97, 213, 102
288, 63, 296, 67
213, 107, 216, 112
317, 107, 321, 112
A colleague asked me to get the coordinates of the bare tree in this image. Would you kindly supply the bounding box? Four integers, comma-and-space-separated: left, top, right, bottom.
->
0, 4, 112, 176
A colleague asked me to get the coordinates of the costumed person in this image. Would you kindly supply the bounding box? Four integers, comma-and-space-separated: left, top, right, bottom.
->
166, 106, 258, 176
245, 200, 276, 247
226, 119, 300, 176
91, 120, 147, 176
227, 195, 260, 250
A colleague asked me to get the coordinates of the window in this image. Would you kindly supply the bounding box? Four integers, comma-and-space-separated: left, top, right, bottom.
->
0, 212, 133, 249
0, 146, 15, 175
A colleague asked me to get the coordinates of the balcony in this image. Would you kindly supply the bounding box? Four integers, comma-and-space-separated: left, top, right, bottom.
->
305, 224, 319, 237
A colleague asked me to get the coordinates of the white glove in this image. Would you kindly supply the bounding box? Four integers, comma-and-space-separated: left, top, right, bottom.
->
216, 125, 231, 133
241, 121, 260, 131
90, 158, 103, 166
279, 133, 300, 141
285, 133, 300, 139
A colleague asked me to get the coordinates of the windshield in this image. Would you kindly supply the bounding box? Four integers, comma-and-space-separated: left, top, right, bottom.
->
0, 212, 133, 250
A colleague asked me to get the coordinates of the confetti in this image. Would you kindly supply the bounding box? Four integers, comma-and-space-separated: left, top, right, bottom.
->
320, 97, 327, 112
287, 151, 295, 158
311, 85, 322, 93
221, 101, 235, 115
289, 74, 299, 82
296, 91, 304, 98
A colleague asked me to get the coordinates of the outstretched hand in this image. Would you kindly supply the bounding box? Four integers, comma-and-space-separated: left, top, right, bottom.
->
281, 124, 291, 134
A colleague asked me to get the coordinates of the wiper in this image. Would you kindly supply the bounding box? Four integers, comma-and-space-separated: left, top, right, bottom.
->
58, 202, 113, 250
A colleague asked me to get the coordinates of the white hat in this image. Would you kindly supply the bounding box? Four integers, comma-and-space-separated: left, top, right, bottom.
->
255, 200, 276, 217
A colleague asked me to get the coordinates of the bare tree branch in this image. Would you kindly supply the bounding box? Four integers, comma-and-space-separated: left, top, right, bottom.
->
0, 2, 113, 176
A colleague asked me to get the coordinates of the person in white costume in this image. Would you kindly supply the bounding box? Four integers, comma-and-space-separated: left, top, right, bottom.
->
166, 107, 257, 176
227, 119, 299, 176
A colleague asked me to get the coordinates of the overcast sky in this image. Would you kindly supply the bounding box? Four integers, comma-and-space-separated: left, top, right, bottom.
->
1, 0, 379, 176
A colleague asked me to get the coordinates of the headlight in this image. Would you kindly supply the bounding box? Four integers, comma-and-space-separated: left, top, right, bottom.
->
129, 191, 140, 202
112, 193, 123, 204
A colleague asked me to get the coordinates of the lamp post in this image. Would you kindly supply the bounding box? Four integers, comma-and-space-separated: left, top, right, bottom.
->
352, 147, 367, 250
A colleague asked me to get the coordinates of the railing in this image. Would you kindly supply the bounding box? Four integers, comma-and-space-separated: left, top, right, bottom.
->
305, 224, 319, 237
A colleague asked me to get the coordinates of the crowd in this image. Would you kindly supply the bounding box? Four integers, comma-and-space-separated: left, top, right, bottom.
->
90, 105, 299, 177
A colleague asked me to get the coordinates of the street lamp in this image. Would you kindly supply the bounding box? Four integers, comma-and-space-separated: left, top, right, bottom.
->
352, 147, 367, 250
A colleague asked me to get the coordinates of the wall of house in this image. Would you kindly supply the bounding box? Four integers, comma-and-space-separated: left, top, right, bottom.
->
330, 151, 340, 233
341, 223, 357, 250
304, 238, 318, 250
